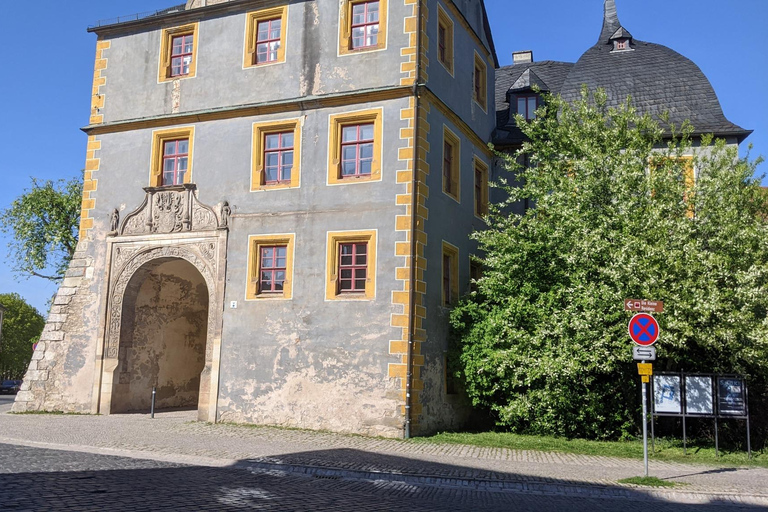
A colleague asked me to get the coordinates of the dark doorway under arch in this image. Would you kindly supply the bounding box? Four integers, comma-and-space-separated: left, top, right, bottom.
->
111, 258, 209, 413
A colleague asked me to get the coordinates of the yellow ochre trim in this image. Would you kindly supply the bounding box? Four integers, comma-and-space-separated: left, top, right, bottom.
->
158, 22, 200, 83
150, 126, 195, 187
90, 39, 110, 125
473, 155, 489, 218
436, 3, 454, 76
442, 125, 461, 202
327, 108, 383, 185
339, 0, 388, 56
325, 230, 377, 301
441, 241, 459, 306
251, 118, 302, 191
244, 6, 288, 68
246, 233, 295, 300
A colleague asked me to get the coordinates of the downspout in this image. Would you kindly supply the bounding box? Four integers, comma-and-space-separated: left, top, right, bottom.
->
404, 0, 424, 440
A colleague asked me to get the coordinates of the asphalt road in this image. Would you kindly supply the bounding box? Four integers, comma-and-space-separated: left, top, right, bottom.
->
1, 443, 765, 511
0, 395, 16, 407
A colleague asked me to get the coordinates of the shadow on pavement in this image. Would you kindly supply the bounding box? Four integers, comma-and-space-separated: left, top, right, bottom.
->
0, 444, 765, 511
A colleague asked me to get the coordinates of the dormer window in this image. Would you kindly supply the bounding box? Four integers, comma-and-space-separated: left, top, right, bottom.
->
517, 95, 538, 120
615, 38, 628, 50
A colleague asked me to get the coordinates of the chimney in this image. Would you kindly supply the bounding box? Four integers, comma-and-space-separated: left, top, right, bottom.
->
512, 51, 533, 65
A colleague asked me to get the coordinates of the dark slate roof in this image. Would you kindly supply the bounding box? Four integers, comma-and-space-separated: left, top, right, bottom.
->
559, 39, 750, 141
494, 0, 751, 145
494, 61, 573, 145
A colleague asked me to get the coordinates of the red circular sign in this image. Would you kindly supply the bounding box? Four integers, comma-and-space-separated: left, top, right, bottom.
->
628, 313, 659, 346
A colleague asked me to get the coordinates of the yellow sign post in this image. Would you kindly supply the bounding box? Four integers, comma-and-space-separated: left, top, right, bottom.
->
637, 363, 653, 376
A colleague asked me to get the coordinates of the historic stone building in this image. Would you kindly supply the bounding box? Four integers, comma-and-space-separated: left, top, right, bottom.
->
15, 0, 749, 438
13, 0, 498, 438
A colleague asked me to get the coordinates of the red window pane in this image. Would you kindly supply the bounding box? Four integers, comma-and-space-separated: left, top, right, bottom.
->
339, 242, 367, 293
161, 139, 189, 186
264, 132, 294, 184
171, 34, 194, 77
443, 140, 453, 194
351, 1, 379, 49
256, 18, 281, 63
260, 245, 287, 293
340, 123, 374, 178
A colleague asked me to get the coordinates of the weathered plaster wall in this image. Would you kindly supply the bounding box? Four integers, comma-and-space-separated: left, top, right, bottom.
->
97, 0, 413, 125
111, 259, 208, 413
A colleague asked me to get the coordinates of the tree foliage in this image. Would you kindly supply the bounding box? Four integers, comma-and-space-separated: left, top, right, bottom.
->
0, 293, 45, 379
451, 88, 768, 440
0, 176, 82, 282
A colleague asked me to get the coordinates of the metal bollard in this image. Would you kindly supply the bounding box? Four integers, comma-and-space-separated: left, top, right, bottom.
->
150, 386, 156, 419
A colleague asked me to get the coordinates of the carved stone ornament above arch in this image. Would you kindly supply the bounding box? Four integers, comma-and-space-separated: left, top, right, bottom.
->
117, 184, 226, 237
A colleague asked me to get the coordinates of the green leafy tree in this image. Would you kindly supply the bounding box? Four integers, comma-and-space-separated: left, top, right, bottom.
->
0, 175, 82, 282
451, 87, 768, 440
0, 293, 45, 379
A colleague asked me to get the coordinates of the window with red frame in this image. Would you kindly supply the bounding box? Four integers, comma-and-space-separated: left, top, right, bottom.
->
162, 139, 189, 185
259, 245, 287, 293
615, 39, 627, 50
517, 95, 538, 120
256, 18, 282, 63
340, 123, 374, 178
264, 132, 294, 184
443, 140, 454, 194
438, 24, 447, 63
443, 253, 452, 305
171, 34, 194, 77
351, 1, 379, 49
474, 167, 483, 215
338, 242, 367, 293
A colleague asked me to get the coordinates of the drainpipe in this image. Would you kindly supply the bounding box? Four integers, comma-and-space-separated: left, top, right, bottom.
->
404, 0, 424, 440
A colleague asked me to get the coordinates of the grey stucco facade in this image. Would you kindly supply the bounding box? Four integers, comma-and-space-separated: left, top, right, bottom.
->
14, 0, 498, 438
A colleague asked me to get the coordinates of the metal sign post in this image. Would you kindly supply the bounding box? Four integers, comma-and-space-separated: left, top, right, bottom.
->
637, 362, 654, 477
626, 300, 660, 479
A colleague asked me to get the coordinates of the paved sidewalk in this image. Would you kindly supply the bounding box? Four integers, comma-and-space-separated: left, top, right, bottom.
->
1, 402, 766, 508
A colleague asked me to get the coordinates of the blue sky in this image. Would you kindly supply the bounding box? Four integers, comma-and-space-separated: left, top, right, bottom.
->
0, 0, 766, 314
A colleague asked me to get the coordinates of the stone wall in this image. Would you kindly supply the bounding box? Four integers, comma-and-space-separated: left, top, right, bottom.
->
12, 242, 101, 413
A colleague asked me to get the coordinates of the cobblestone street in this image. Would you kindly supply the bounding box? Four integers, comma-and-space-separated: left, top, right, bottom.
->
1, 404, 766, 510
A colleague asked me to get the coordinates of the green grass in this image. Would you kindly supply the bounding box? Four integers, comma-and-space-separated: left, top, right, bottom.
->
618, 476, 680, 488
411, 431, 767, 468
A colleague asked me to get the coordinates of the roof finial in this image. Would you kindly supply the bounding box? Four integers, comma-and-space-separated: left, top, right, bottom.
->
599, 0, 622, 43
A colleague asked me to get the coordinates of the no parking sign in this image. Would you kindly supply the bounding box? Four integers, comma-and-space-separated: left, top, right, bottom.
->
628, 313, 659, 346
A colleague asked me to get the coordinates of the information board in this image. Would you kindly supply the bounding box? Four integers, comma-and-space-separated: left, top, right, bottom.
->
718, 378, 747, 416
653, 374, 681, 414
685, 376, 714, 415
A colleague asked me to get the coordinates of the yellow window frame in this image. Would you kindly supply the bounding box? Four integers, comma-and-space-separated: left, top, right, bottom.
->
150, 126, 195, 187
246, 233, 295, 300
436, 4, 454, 75
325, 230, 377, 300
472, 51, 488, 111
244, 6, 288, 68
158, 23, 199, 83
339, 0, 388, 55
473, 156, 489, 218
442, 125, 461, 202
327, 109, 383, 185
251, 118, 302, 191
441, 241, 459, 307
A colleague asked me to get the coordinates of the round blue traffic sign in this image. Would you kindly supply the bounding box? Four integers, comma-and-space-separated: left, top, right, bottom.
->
628, 313, 659, 346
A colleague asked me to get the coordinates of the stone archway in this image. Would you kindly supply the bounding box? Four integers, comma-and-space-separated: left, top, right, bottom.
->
96, 240, 226, 422
110, 257, 209, 413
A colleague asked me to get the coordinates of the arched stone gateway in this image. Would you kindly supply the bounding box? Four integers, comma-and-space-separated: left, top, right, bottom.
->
93, 186, 228, 422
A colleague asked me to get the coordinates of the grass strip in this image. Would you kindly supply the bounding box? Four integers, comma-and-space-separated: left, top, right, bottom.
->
411, 431, 767, 468
618, 476, 679, 488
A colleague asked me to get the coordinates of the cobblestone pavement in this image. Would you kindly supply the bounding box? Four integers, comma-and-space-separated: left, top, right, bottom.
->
2, 443, 765, 511
1, 403, 766, 510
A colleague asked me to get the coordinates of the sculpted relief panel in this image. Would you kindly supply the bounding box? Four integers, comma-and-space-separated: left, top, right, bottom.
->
117, 184, 223, 237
